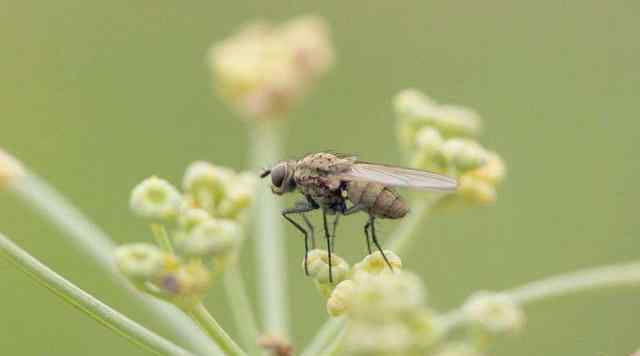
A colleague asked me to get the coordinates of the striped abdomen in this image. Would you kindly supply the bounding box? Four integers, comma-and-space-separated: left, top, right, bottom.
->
346, 181, 408, 219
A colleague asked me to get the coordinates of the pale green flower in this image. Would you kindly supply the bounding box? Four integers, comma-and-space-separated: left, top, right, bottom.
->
114, 243, 166, 281
130, 176, 181, 219
463, 291, 525, 333
175, 219, 240, 258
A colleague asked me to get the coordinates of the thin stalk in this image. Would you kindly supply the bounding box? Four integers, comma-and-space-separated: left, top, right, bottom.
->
437, 260, 640, 332
0, 233, 195, 356
249, 122, 289, 338
303, 196, 440, 356
319, 323, 347, 356
185, 303, 247, 356
223, 263, 262, 355
300, 318, 345, 356
150, 224, 174, 254
8, 174, 219, 355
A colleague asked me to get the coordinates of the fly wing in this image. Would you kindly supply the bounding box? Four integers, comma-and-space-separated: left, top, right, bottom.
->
338, 162, 458, 191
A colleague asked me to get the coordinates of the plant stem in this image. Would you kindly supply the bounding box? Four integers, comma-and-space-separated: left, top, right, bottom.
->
223, 263, 262, 355
319, 323, 347, 356
300, 318, 345, 356
249, 122, 290, 338
8, 173, 219, 355
437, 260, 640, 332
151, 223, 174, 254
185, 303, 247, 356
0, 233, 195, 356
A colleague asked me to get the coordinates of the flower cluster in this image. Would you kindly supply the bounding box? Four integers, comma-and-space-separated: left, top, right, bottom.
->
313, 251, 439, 355
208, 14, 334, 119
115, 161, 257, 307
0, 148, 25, 189
462, 291, 524, 334
394, 89, 506, 205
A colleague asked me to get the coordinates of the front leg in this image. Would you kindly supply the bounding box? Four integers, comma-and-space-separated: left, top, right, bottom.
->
282, 200, 318, 276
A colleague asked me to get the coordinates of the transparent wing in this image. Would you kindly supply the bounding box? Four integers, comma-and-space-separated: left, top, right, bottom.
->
338, 162, 457, 191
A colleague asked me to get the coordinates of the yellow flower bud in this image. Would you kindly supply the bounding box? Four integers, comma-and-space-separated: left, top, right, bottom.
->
353, 250, 402, 275
114, 243, 166, 282
130, 177, 182, 220
326, 279, 355, 317
304, 249, 349, 285
0, 148, 25, 189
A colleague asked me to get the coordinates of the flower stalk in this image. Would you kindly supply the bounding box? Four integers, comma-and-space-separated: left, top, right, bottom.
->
0, 232, 195, 356
7, 173, 219, 355
437, 260, 640, 333
185, 302, 247, 356
249, 121, 290, 338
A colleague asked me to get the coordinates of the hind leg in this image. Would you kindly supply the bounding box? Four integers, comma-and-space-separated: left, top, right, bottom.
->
369, 215, 394, 271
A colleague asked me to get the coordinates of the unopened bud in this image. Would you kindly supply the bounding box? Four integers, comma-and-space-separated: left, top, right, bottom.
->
458, 175, 497, 205
114, 243, 166, 281
463, 291, 524, 333
177, 208, 210, 232
353, 250, 402, 275
183, 161, 232, 212
304, 249, 349, 284
441, 139, 488, 173
0, 149, 25, 189
130, 177, 181, 220
326, 279, 355, 317
175, 219, 240, 257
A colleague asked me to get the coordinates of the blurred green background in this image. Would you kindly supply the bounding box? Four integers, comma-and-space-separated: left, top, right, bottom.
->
1, 1, 639, 355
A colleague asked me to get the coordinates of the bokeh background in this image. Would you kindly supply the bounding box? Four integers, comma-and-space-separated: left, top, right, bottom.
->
1, 1, 639, 355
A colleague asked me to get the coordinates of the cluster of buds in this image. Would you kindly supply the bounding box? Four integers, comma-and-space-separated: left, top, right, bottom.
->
394, 89, 506, 206
0, 148, 25, 189
115, 161, 257, 307
319, 251, 439, 355
208, 14, 334, 119
462, 291, 525, 334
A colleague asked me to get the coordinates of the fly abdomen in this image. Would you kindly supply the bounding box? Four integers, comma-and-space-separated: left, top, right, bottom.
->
346, 181, 408, 219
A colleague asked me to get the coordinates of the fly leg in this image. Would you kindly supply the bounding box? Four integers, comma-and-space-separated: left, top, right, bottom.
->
321, 209, 334, 283
282, 201, 318, 276
364, 220, 372, 254
301, 213, 315, 249
331, 214, 340, 249
369, 215, 394, 271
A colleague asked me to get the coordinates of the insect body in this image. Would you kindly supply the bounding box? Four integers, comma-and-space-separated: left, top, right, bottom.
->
261, 152, 457, 281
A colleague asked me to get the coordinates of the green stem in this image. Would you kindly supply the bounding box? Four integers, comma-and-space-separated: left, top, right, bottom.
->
150, 223, 174, 254
300, 318, 345, 356
8, 173, 219, 355
319, 323, 347, 356
437, 260, 640, 332
0, 233, 194, 356
185, 303, 247, 356
223, 263, 262, 355
249, 122, 290, 338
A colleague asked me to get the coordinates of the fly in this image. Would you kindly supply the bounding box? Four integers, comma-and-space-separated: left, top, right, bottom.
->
260, 152, 457, 282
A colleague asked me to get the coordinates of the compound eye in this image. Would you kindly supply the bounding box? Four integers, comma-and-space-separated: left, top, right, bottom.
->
271, 164, 286, 188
